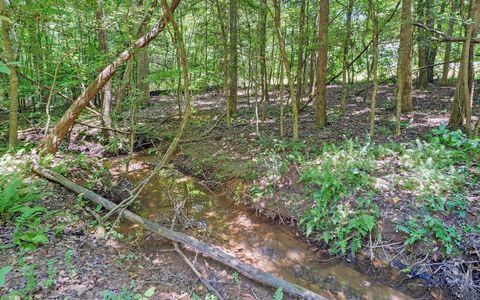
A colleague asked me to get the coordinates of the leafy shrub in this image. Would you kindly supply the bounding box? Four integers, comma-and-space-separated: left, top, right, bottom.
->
397, 216, 460, 256
0, 175, 48, 249
431, 124, 480, 153
300, 141, 378, 255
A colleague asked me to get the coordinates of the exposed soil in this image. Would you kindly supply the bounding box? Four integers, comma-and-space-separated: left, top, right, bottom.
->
2, 83, 479, 299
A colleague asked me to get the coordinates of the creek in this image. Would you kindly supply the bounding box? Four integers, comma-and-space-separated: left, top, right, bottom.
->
116, 155, 424, 299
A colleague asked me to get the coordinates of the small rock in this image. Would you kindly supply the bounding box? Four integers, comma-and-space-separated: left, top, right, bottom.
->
293, 264, 303, 277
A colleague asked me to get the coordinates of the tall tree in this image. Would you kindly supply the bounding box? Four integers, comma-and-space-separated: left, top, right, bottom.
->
96, 0, 113, 134
272, 0, 299, 140
41, 0, 181, 154
396, 0, 413, 114
416, 0, 428, 88
228, 0, 238, 115
0, 1, 18, 149
137, 0, 150, 106
340, 0, 354, 113
259, 0, 268, 121
316, 0, 328, 128
214, 0, 231, 127
448, 0, 480, 135
295, 0, 306, 106
441, 0, 458, 85
369, 0, 379, 137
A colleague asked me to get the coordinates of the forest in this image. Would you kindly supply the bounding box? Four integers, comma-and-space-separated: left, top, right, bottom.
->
1, 0, 480, 299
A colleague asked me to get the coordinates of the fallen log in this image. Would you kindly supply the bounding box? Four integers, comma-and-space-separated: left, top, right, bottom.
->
32, 164, 326, 300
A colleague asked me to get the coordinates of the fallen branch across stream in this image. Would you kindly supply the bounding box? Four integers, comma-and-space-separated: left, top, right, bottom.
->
32, 164, 326, 300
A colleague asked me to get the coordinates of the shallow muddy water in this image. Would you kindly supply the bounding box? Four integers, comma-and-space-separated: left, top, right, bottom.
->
116, 156, 422, 300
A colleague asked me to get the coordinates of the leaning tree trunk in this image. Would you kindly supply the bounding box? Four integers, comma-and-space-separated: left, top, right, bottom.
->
448, 0, 480, 134
316, 0, 329, 128
0, 1, 18, 149
40, 0, 180, 155
396, 0, 413, 114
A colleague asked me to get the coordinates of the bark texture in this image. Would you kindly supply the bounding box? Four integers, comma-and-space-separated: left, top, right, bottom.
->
40, 0, 181, 154
316, 0, 329, 128
0, 1, 18, 149
396, 0, 413, 113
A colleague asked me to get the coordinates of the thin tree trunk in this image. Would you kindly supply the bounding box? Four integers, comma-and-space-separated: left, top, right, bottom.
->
40, 0, 181, 154
369, 0, 379, 137
396, 0, 413, 116
316, 0, 329, 128
137, 0, 150, 106
272, 0, 299, 140
416, 0, 429, 88
0, 1, 18, 149
295, 0, 306, 106
213, 0, 231, 127
97, 0, 113, 136
116, 1, 158, 113
340, 0, 354, 113
115, 60, 133, 113
441, 0, 458, 85
229, 0, 238, 115
259, 0, 268, 121
279, 57, 285, 137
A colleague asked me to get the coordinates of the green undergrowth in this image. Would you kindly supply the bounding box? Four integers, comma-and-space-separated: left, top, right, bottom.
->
0, 153, 51, 251
250, 125, 480, 257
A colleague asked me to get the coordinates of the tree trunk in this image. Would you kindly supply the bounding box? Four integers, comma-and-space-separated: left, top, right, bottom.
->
97, 0, 113, 136
416, 0, 429, 88
272, 0, 299, 140
441, 0, 458, 85
0, 1, 18, 149
259, 0, 268, 121
448, 0, 480, 134
340, 0, 354, 113
228, 0, 238, 115
115, 1, 158, 113
369, 0, 379, 137
115, 60, 133, 113
279, 60, 285, 137
214, 0, 231, 127
424, 0, 437, 83
396, 0, 413, 114
137, 0, 150, 106
40, 0, 181, 155
316, 0, 329, 128
308, 51, 316, 96
295, 0, 306, 106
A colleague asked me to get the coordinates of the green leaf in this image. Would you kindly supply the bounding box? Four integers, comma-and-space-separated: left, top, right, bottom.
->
0, 15, 13, 23
0, 265, 13, 287
32, 233, 49, 245
0, 63, 10, 75
143, 286, 156, 297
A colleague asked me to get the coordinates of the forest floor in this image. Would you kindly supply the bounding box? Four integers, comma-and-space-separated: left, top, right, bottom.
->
1, 83, 479, 299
